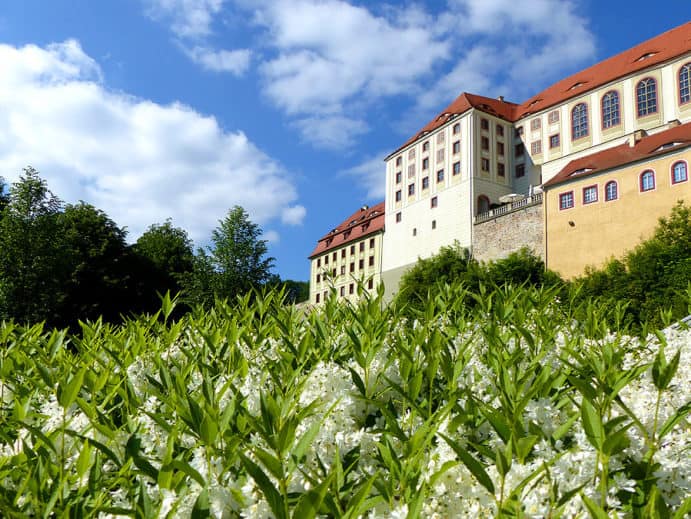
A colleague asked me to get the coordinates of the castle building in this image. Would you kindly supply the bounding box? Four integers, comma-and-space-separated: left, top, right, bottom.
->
310, 22, 691, 303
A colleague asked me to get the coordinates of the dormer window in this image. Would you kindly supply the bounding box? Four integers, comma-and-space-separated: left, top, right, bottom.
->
571, 167, 593, 176
655, 142, 683, 152
569, 81, 586, 91
636, 51, 658, 62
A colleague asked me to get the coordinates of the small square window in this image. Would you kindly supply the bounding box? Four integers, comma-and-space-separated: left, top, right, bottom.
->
453, 123, 461, 134
531, 118, 541, 130
395, 212, 402, 223
515, 164, 525, 178
497, 163, 505, 177
481, 158, 490, 172
559, 191, 574, 210
422, 141, 429, 152
531, 141, 542, 155
583, 185, 598, 204
548, 110, 559, 123
395, 190, 402, 202
422, 176, 429, 189
453, 140, 460, 154
481, 118, 489, 130
453, 161, 461, 176
422, 157, 429, 170
497, 142, 504, 156
431, 196, 438, 208
549, 134, 560, 148
408, 183, 415, 196
395, 171, 402, 183
436, 169, 444, 182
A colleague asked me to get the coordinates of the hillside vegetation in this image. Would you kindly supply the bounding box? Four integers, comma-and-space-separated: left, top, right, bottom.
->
0, 286, 689, 518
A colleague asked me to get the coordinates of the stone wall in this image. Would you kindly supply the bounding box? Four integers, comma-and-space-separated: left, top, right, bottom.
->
472, 202, 544, 263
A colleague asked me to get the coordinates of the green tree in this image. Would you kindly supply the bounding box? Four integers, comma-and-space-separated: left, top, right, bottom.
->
186, 206, 275, 306
0, 176, 8, 215
133, 219, 194, 305
0, 167, 65, 324
56, 202, 132, 326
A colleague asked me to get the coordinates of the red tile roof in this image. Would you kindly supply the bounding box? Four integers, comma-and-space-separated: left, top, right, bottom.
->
391, 22, 691, 157
515, 22, 691, 119
309, 201, 385, 258
386, 93, 519, 159
544, 122, 691, 188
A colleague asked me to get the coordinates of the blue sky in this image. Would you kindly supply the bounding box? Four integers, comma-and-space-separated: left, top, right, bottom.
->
0, 1, 687, 280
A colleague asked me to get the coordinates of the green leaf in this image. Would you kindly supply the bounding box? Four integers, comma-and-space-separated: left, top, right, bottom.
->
240, 453, 286, 519
57, 366, 86, 409
344, 472, 380, 519
254, 446, 284, 481
126, 434, 159, 481
165, 460, 206, 487
645, 485, 671, 519
441, 433, 495, 495
672, 495, 691, 519
191, 488, 210, 519
659, 400, 691, 439
199, 414, 218, 445
292, 473, 333, 519
581, 494, 609, 519
580, 399, 604, 451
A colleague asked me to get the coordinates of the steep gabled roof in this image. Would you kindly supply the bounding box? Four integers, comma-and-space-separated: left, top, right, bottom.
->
516, 22, 691, 119
386, 93, 519, 160
309, 201, 385, 259
544, 122, 691, 188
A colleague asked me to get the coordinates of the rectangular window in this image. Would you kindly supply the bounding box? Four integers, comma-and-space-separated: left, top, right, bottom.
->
497, 163, 505, 177
516, 164, 525, 178
548, 110, 559, 123
395, 171, 402, 183
350, 245, 355, 254
436, 169, 444, 182
496, 124, 504, 137
359, 242, 365, 252
497, 142, 504, 156
436, 149, 445, 163
332, 268, 336, 277
395, 190, 402, 202
549, 134, 560, 148
340, 286, 345, 296
481, 118, 489, 130
559, 191, 574, 210
408, 148, 415, 159
341, 249, 346, 258
358, 259, 364, 269
515, 143, 524, 157
531, 118, 541, 130
395, 156, 402, 166
369, 238, 375, 249
349, 283, 354, 294
422, 157, 429, 170
395, 212, 402, 223
453, 161, 461, 176
340, 265, 345, 275
422, 176, 429, 189
481, 136, 489, 150
408, 164, 415, 177
316, 293, 320, 303
325, 255, 329, 264
453, 123, 461, 134
316, 273, 320, 283
332, 252, 337, 261
317, 258, 321, 267
422, 141, 429, 152
350, 262, 355, 273
481, 158, 490, 172
431, 196, 438, 208
583, 185, 598, 204
437, 132, 445, 144
453, 140, 460, 154
408, 183, 415, 196
432, 219, 437, 229
531, 141, 542, 154
368, 256, 374, 266
368, 279, 373, 290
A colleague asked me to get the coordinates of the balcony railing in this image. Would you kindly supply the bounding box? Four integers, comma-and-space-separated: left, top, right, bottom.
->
474, 192, 543, 224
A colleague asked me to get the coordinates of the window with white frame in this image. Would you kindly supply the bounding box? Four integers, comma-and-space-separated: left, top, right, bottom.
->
605, 181, 618, 201
549, 134, 560, 148
531, 118, 541, 130
636, 78, 657, 116
680, 63, 691, 104
640, 170, 655, 191
583, 185, 598, 204
601, 91, 620, 128
672, 161, 688, 184
571, 103, 588, 139
453, 161, 460, 176
548, 110, 559, 123
453, 123, 461, 134
559, 191, 574, 210
531, 141, 542, 154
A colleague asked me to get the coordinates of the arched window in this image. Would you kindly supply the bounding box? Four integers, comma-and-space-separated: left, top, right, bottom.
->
572, 103, 588, 140
640, 170, 655, 192
477, 195, 490, 215
672, 161, 688, 184
680, 63, 691, 104
636, 78, 657, 116
605, 180, 618, 201
601, 91, 620, 129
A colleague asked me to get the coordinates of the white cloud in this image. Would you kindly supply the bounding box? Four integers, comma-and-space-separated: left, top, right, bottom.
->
184, 46, 251, 74
144, 0, 224, 38
293, 115, 368, 150
280, 205, 306, 226
0, 40, 302, 244
341, 153, 387, 200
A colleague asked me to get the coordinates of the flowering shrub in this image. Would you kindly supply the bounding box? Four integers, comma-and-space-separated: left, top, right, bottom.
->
0, 286, 689, 518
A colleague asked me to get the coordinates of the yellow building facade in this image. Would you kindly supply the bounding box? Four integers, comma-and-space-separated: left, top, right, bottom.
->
544, 124, 691, 278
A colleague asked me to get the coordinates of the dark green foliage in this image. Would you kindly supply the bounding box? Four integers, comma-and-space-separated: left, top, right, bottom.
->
395, 244, 563, 314
0, 176, 8, 214
0, 167, 66, 324
572, 201, 691, 328
270, 278, 310, 304
185, 206, 275, 307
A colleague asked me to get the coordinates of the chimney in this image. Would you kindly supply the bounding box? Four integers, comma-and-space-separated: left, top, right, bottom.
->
628, 129, 647, 147
497, 95, 505, 102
